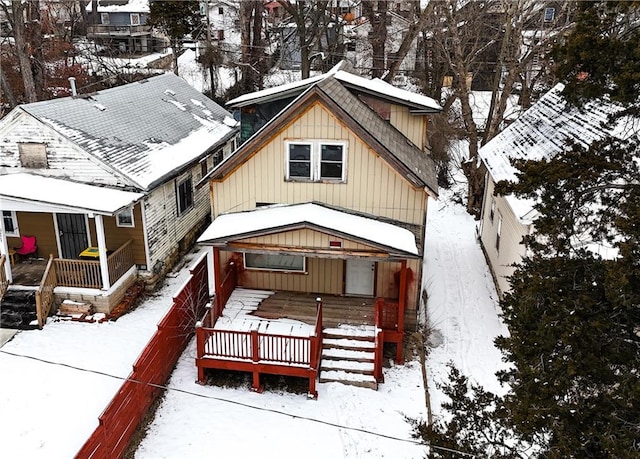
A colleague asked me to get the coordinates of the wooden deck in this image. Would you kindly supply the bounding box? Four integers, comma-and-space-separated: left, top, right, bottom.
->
250, 290, 376, 328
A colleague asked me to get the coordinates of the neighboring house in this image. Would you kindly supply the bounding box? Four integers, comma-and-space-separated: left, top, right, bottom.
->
193, 62, 441, 395
477, 83, 623, 296
86, 0, 156, 54
0, 72, 238, 324
344, 10, 418, 76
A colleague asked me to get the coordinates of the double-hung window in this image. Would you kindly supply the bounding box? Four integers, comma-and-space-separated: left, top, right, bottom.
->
286, 140, 346, 182
176, 175, 194, 216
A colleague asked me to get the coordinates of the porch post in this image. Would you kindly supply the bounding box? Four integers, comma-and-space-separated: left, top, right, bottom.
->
213, 247, 221, 312
95, 215, 111, 290
396, 259, 408, 364
0, 211, 12, 283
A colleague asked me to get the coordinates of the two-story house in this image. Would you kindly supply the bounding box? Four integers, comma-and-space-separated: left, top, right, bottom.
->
193, 62, 441, 396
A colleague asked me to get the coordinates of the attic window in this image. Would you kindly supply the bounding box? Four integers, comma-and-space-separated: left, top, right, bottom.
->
19, 143, 48, 169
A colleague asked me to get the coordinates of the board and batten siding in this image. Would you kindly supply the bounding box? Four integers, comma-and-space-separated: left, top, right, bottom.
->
389, 104, 427, 151
479, 178, 530, 296
8, 212, 59, 258
226, 227, 422, 312
143, 160, 212, 272
0, 111, 129, 187
212, 102, 428, 228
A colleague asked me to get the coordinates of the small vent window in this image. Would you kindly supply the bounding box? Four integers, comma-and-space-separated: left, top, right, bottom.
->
19, 143, 48, 169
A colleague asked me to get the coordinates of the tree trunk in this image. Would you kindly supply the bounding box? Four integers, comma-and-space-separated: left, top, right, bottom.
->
0, 66, 18, 109
384, 0, 434, 83
363, 1, 387, 78
27, 0, 44, 100
12, 1, 38, 102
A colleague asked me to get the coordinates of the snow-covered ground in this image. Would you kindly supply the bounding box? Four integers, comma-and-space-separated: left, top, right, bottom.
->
0, 55, 510, 457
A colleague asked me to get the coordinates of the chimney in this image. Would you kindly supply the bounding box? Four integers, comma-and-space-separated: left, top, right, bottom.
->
68, 77, 77, 97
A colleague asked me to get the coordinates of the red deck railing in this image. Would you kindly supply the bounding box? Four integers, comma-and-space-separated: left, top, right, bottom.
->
196, 298, 323, 398
75, 252, 210, 459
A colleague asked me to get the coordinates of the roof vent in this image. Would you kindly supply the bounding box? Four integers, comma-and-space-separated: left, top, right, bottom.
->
93, 103, 106, 111
164, 89, 176, 96
68, 77, 77, 97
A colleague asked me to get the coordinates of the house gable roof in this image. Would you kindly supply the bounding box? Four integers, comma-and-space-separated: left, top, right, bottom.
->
227, 61, 441, 113
208, 76, 439, 195
18, 73, 238, 191
197, 202, 420, 257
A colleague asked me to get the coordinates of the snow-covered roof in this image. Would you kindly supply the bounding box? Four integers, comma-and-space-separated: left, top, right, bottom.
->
86, 0, 149, 13
19, 73, 238, 191
479, 83, 634, 223
479, 83, 623, 184
0, 173, 143, 215
227, 61, 441, 113
198, 202, 419, 256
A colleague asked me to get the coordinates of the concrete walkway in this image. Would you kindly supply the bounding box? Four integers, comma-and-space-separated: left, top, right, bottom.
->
0, 328, 18, 348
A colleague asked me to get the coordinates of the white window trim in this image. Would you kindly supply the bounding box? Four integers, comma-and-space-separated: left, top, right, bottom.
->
130, 13, 140, 26
116, 207, 135, 228
285, 140, 347, 183
176, 174, 194, 216
243, 252, 306, 273
3, 211, 19, 237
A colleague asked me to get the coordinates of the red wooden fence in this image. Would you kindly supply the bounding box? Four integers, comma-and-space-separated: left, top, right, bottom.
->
75, 252, 210, 459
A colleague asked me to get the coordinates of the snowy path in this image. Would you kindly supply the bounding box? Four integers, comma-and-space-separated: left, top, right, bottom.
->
423, 192, 510, 415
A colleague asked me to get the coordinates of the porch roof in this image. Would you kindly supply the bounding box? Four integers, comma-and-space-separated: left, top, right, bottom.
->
197, 202, 419, 256
0, 173, 143, 215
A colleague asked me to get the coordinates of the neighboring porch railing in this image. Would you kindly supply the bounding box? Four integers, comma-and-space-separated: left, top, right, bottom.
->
54, 240, 135, 289
36, 255, 57, 330
0, 255, 8, 302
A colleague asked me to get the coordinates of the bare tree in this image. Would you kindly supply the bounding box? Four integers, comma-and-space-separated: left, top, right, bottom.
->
361, 0, 387, 78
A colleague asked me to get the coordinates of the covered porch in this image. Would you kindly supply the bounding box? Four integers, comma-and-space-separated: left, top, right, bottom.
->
0, 173, 144, 327
196, 203, 420, 396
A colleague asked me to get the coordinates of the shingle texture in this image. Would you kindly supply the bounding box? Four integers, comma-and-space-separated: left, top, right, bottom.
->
22, 73, 235, 190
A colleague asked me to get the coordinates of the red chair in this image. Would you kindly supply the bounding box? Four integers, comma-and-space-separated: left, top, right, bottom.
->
14, 235, 37, 263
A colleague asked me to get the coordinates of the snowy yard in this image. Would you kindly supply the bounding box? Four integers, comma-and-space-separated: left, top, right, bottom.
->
0, 187, 509, 458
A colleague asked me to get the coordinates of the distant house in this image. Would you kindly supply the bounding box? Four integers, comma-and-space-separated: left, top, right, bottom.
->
477, 83, 623, 295
86, 0, 157, 54
0, 73, 239, 325
193, 62, 441, 396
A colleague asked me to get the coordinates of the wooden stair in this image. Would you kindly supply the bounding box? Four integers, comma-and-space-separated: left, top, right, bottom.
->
320, 325, 378, 390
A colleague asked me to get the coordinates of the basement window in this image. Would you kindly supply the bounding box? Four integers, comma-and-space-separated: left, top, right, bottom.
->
244, 253, 305, 272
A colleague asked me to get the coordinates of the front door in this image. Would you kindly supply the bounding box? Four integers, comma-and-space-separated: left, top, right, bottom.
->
345, 259, 375, 296
56, 213, 89, 259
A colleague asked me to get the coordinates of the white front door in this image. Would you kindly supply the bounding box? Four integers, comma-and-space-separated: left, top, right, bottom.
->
345, 259, 375, 296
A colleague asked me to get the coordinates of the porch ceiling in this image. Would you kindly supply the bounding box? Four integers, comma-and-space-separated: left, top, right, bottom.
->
198, 202, 419, 257
0, 173, 143, 215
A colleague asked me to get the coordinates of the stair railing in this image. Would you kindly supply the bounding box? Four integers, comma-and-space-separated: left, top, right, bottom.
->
35, 255, 57, 329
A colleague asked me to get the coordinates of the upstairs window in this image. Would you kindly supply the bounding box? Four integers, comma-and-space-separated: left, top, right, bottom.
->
496, 214, 502, 252
218, 6, 224, 14
101, 12, 110, 24
176, 175, 193, 216
543, 7, 555, 22
285, 140, 346, 182
213, 148, 224, 167
489, 197, 496, 221
3, 211, 19, 237
130, 13, 140, 26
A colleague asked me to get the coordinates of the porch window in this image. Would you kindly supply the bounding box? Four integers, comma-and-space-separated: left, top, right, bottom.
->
2, 211, 19, 237
116, 207, 134, 228
244, 253, 305, 272
176, 175, 194, 216
286, 140, 346, 182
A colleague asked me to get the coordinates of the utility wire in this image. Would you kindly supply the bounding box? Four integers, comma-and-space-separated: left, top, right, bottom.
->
0, 348, 475, 457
